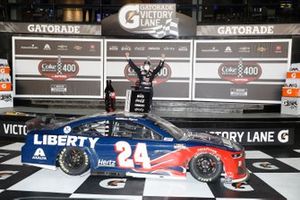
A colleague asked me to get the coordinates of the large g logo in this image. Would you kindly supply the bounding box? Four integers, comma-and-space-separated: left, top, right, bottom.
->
278, 129, 289, 143
252, 161, 279, 170
99, 178, 127, 189
223, 180, 254, 192
119, 4, 139, 29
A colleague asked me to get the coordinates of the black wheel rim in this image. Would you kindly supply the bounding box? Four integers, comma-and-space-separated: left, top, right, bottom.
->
195, 155, 217, 176
64, 149, 85, 170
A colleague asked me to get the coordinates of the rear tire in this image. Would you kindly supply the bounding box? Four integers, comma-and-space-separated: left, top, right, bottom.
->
189, 153, 223, 182
58, 147, 89, 175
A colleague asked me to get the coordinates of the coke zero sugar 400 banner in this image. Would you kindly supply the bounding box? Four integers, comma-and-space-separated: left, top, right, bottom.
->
193, 39, 292, 103
13, 37, 103, 98
105, 39, 192, 100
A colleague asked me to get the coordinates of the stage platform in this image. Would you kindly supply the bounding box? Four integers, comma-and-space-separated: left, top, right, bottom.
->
0, 103, 299, 146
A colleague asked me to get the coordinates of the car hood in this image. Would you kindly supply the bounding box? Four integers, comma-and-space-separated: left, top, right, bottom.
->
182, 132, 243, 151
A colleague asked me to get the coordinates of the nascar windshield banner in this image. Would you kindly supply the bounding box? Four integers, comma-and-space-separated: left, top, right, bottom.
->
13, 36, 103, 98
193, 39, 292, 103
105, 39, 192, 100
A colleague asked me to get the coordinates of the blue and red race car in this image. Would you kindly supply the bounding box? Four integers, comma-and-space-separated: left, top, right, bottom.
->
22, 112, 249, 183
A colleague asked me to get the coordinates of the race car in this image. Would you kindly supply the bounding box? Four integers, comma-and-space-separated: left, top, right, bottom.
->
22, 112, 249, 183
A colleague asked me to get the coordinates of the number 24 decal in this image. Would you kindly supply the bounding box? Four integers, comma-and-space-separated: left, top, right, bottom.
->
115, 141, 151, 169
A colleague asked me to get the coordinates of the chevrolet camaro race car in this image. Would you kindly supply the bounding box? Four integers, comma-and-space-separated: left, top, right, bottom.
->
22, 112, 249, 183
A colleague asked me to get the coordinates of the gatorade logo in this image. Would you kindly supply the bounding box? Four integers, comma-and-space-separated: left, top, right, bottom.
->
99, 178, 127, 189
277, 130, 289, 143
252, 161, 279, 170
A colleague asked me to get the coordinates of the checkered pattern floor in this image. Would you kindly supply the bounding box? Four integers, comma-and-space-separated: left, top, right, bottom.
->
0, 141, 299, 200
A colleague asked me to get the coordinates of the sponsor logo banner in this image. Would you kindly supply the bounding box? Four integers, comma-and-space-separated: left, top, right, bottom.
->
193, 39, 291, 103
118, 4, 178, 38
0, 22, 101, 35
185, 128, 294, 145
197, 23, 300, 36
13, 36, 103, 98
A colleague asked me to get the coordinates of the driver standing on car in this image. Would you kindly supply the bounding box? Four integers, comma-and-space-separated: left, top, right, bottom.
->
125, 52, 165, 107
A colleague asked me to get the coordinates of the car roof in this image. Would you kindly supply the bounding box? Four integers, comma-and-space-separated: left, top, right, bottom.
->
64, 111, 150, 126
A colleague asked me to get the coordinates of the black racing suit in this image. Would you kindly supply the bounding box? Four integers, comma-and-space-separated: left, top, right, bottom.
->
127, 58, 165, 107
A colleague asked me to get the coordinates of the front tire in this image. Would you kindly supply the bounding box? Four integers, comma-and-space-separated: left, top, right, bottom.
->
58, 147, 89, 175
189, 153, 223, 182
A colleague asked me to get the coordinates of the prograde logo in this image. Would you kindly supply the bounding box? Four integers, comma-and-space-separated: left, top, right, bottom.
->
217, 25, 274, 35
118, 4, 178, 38
124, 61, 171, 85
218, 59, 262, 84
38, 56, 79, 81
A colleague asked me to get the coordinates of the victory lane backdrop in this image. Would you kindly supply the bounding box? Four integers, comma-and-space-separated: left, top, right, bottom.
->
11, 37, 292, 103
12, 36, 103, 98
104, 39, 193, 100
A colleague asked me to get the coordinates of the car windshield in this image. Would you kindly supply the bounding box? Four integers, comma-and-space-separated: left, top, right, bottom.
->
146, 114, 185, 140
